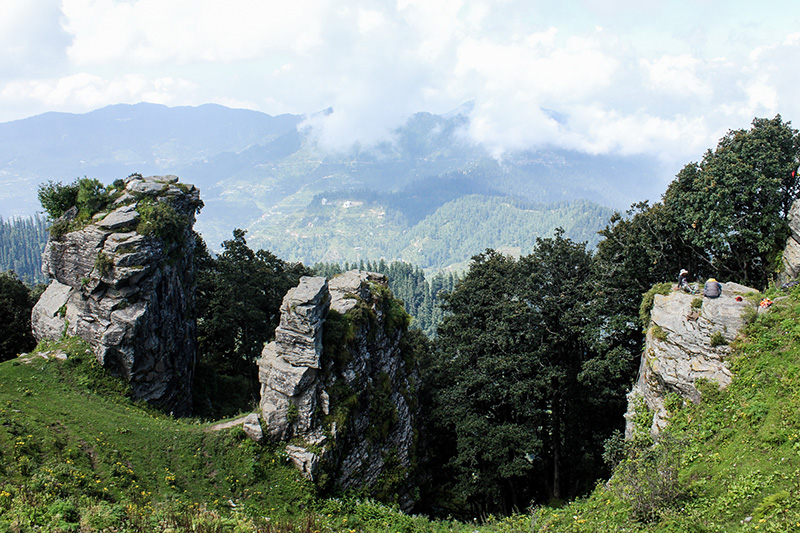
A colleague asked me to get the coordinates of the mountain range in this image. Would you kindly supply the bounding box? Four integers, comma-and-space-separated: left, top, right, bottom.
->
0, 103, 667, 270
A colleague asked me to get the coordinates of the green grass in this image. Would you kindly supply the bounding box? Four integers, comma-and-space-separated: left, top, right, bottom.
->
0, 337, 532, 531
532, 285, 800, 532
0, 337, 315, 531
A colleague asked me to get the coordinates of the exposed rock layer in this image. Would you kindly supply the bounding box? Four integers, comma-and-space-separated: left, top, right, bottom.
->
625, 282, 757, 438
781, 200, 800, 282
31, 175, 201, 415
258, 271, 417, 508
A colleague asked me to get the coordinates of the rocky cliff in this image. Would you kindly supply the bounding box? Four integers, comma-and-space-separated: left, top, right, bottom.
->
781, 200, 800, 282
258, 270, 418, 507
625, 282, 758, 438
31, 174, 202, 416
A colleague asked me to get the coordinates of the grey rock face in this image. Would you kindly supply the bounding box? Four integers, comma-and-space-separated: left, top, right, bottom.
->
31, 175, 202, 416
780, 200, 800, 282
258, 271, 418, 508
242, 413, 264, 443
625, 282, 757, 438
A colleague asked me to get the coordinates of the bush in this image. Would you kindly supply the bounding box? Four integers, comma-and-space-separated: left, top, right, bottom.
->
38, 180, 79, 220
76, 178, 110, 219
94, 252, 113, 277
710, 331, 727, 347
612, 433, 685, 523
136, 199, 187, 244
651, 324, 668, 341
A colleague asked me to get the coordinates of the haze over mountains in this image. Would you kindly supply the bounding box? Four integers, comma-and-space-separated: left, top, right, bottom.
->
0, 103, 668, 270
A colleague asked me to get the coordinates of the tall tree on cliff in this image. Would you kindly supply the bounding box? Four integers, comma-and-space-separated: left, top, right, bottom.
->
663, 115, 800, 288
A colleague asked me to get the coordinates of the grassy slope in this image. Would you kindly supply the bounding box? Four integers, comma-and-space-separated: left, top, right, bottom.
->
0, 337, 528, 532
0, 337, 315, 531
534, 286, 800, 532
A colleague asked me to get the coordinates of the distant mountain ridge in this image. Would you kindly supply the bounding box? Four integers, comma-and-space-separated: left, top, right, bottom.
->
0, 103, 664, 269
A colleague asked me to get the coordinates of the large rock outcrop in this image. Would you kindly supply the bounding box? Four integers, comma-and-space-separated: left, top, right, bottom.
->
258, 271, 418, 507
31, 175, 202, 415
780, 200, 800, 282
625, 283, 757, 438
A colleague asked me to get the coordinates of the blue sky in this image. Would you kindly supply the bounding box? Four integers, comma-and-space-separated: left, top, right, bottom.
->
1, 0, 799, 176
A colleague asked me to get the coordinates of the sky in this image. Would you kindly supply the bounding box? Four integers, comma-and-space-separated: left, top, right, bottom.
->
1, 0, 800, 173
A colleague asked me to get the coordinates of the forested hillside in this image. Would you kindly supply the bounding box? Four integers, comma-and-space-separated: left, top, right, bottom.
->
0, 103, 661, 255
253, 193, 612, 270
0, 215, 48, 285
313, 259, 458, 337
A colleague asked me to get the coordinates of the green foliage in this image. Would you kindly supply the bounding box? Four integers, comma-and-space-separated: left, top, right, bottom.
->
94, 252, 113, 277
76, 178, 110, 220
0, 271, 36, 361
194, 230, 311, 419
640, 283, 673, 328
662, 115, 800, 288
286, 402, 299, 425
709, 331, 727, 347
38, 177, 115, 224
691, 297, 703, 310
135, 198, 187, 244
528, 282, 800, 531
650, 325, 668, 341
426, 231, 625, 516
37, 179, 79, 220
0, 215, 49, 285
366, 372, 399, 442
0, 342, 318, 531
611, 434, 686, 523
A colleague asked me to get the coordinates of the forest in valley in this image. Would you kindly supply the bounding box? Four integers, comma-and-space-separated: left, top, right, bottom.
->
0, 116, 799, 531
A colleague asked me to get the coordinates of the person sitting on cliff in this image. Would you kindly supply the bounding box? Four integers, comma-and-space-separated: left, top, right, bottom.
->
703, 278, 722, 298
677, 269, 691, 292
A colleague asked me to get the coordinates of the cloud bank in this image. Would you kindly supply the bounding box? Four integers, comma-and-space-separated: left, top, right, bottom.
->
1, 0, 800, 173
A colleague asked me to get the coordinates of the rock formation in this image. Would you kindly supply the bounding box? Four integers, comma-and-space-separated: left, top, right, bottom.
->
258, 271, 418, 507
625, 282, 757, 438
780, 200, 800, 283
31, 174, 202, 416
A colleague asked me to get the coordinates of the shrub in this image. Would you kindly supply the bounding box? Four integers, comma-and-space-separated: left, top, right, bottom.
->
612, 433, 685, 523
651, 324, 668, 341
94, 252, 113, 277
710, 331, 727, 347
136, 199, 187, 244
691, 297, 703, 310
76, 178, 110, 218
38, 180, 79, 220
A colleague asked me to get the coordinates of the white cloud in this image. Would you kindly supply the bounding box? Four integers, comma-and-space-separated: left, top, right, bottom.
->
1, 73, 198, 115
61, 0, 330, 65
642, 55, 712, 98
0, 0, 798, 174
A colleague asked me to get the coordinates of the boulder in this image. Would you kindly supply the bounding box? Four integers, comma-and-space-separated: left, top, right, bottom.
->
625, 282, 757, 438
242, 413, 264, 443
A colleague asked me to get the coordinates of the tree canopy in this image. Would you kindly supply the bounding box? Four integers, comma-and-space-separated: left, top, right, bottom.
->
662, 115, 800, 287
426, 232, 631, 515
193, 229, 311, 418
0, 271, 37, 361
